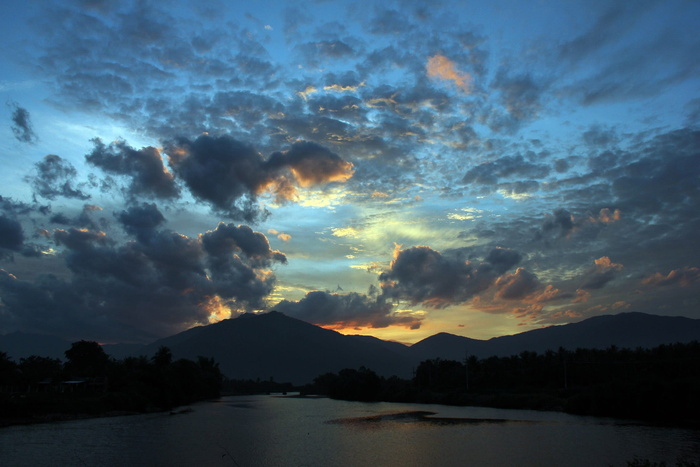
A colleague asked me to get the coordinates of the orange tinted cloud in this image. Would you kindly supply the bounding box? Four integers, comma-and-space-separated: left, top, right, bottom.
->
595, 208, 621, 223
641, 266, 700, 287
594, 256, 623, 271
426, 55, 471, 93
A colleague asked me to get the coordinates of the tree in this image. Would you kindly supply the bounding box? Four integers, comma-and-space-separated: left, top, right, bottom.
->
64, 340, 109, 377
152, 346, 173, 368
19, 356, 62, 385
0, 351, 20, 387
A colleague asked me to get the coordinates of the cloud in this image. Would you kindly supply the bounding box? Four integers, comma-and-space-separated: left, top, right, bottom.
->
116, 203, 166, 242
0, 220, 287, 342
582, 125, 619, 148
266, 140, 355, 187
494, 268, 540, 300
426, 54, 471, 93
379, 245, 496, 307
558, 3, 640, 63
369, 8, 411, 36
49, 204, 106, 231
86, 139, 179, 200
611, 129, 700, 215
641, 267, 700, 288
200, 223, 287, 269
579, 256, 623, 290
268, 229, 291, 242
295, 39, 356, 65
8, 102, 38, 144
540, 208, 576, 239
0, 215, 24, 252
164, 135, 354, 220
26, 155, 91, 200
165, 135, 273, 221
558, 2, 700, 106
485, 247, 522, 274
274, 290, 422, 330
462, 154, 550, 192
590, 208, 621, 224
489, 69, 548, 126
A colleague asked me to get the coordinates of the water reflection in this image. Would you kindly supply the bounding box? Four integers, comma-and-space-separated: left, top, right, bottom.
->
0, 395, 698, 467
327, 410, 540, 427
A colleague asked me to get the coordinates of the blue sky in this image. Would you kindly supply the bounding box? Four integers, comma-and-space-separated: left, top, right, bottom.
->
0, 0, 699, 344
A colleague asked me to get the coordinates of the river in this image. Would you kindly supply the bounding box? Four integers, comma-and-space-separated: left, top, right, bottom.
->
1, 395, 698, 466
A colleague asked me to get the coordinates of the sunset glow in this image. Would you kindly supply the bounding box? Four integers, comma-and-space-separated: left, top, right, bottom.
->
0, 0, 698, 345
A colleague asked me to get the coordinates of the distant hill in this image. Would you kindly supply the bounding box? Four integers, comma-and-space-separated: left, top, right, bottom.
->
409, 312, 700, 361
3, 312, 700, 385
143, 311, 415, 385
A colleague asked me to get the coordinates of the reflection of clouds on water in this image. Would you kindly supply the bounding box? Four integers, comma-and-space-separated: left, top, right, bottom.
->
226, 402, 257, 409
326, 410, 537, 428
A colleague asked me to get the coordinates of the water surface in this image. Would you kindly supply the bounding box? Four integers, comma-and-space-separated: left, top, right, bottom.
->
1, 395, 698, 466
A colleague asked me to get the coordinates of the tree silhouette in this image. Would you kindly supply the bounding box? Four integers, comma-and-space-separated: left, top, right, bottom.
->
64, 340, 109, 377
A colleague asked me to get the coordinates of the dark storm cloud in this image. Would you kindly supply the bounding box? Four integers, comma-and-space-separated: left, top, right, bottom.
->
165, 135, 353, 220
494, 268, 539, 300
8, 102, 38, 144
540, 208, 575, 239
47, 204, 106, 231
86, 139, 179, 200
485, 247, 522, 274
116, 203, 165, 242
266, 141, 354, 187
0, 196, 34, 216
274, 290, 422, 329
579, 257, 623, 290
0, 219, 287, 342
201, 223, 287, 268
379, 246, 497, 307
165, 135, 270, 222
0, 215, 24, 252
26, 154, 90, 200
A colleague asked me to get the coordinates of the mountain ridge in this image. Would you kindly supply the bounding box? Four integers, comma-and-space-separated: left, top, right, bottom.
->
3, 311, 700, 385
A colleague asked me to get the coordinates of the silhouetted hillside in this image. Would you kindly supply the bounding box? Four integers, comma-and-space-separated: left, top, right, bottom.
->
408, 332, 487, 362
409, 312, 700, 361
4, 312, 700, 385
143, 311, 414, 385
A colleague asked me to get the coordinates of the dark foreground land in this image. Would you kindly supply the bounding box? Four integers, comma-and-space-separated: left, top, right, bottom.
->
304, 341, 700, 428
2, 340, 700, 430
0, 341, 222, 427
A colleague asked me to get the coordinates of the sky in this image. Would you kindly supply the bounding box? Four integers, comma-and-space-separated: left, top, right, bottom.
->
0, 0, 699, 345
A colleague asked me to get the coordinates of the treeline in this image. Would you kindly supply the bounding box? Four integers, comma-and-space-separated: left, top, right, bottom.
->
305, 341, 700, 424
222, 378, 295, 395
0, 341, 223, 424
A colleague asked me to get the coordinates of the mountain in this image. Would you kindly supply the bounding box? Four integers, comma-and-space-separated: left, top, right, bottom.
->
3, 312, 700, 385
143, 311, 414, 385
408, 332, 488, 362
409, 312, 700, 361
